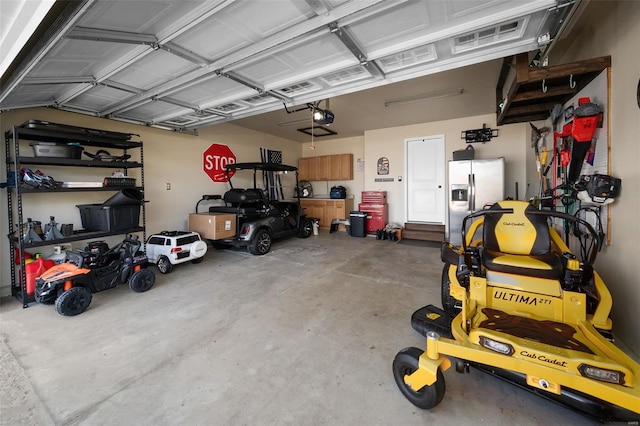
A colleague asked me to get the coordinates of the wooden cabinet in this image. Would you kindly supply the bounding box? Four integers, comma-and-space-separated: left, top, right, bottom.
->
300, 198, 354, 230
329, 153, 353, 180
300, 200, 325, 225
299, 156, 319, 181
316, 155, 329, 180
298, 153, 353, 181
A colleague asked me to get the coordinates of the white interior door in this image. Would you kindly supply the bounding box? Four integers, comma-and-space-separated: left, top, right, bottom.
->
405, 135, 446, 223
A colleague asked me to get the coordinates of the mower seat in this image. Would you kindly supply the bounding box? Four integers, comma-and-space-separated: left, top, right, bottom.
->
482, 201, 563, 280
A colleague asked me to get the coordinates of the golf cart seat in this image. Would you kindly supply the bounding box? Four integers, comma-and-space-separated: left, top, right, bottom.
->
482, 201, 563, 280
209, 188, 269, 216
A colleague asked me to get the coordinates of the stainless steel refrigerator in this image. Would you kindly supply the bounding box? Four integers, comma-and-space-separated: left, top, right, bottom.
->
448, 158, 505, 245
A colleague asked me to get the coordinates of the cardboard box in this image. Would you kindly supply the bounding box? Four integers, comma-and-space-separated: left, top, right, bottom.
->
188, 213, 236, 240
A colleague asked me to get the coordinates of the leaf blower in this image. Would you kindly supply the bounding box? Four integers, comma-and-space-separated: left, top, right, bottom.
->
567, 97, 601, 183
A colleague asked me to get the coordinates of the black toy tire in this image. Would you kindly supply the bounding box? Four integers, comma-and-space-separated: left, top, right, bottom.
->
248, 229, 271, 255
129, 268, 155, 292
392, 347, 445, 409
298, 218, 313, 238
156, 255, 173, 274
55, 287, 92, 317
441, 264, 460, 317
191, 257, 204, 264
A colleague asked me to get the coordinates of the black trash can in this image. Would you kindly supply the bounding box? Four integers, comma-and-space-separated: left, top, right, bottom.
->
349, 211, 367, 237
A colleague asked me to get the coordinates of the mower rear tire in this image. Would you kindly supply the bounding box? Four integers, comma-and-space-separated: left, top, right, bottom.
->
156, 255, 173, 274
129, 268, 155, 293
393, 347, 445, 409
55, 287, 92, 316
441, 264, 460, 317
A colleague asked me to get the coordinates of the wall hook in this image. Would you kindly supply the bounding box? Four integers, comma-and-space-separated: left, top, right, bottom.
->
569, 74, 576, 89
542, 79, 548, 94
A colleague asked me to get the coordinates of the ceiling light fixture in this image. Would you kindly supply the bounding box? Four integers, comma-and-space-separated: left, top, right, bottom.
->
384, 88, 464, 107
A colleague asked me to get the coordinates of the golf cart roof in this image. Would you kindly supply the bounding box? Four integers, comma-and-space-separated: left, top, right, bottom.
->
224, 162, 298, 172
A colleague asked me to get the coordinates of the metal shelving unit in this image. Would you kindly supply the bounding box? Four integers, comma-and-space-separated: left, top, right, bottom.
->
4, 122, 146, 307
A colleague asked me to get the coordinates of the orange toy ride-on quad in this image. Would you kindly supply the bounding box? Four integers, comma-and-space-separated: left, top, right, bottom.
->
392, 200, 640, 422
35, 235, 155, 316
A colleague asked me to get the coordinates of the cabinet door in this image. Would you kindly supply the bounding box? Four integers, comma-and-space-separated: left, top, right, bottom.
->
339, 153, 353, 180
298, 158, 310, 181
316, 156, 329, 181
300, 200, 325, 225
328, 155, 341, 180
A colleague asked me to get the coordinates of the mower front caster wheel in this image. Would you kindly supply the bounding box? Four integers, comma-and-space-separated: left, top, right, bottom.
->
393, 347, 445, 409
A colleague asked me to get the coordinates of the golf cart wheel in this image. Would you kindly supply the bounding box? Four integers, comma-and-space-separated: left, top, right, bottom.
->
249, 229, 272, 255
156, 255, 173, 274
297, 218, 313, 238
55, 287, 92, 317
392, 347, 445, 409
441, 264, 460, 317
129, 268, 155, 292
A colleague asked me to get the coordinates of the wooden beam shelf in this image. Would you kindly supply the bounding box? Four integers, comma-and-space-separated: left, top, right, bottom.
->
496, 54, 611, 125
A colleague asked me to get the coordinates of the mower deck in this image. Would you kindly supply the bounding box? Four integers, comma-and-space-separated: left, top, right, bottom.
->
408, 303, 640, 422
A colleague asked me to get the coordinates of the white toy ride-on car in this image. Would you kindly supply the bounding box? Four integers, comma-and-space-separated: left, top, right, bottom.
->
145, 231, 207, 274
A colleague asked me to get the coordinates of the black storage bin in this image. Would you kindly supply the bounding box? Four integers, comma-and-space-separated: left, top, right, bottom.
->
77, 204, 140, 231
349, 211, 367, 237
103, 188, 144, 206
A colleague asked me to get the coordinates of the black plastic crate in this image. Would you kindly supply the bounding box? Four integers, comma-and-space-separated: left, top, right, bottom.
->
77, 204, 140, 232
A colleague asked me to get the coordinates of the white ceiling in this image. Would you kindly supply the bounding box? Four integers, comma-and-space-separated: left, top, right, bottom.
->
1, 0, 576, 141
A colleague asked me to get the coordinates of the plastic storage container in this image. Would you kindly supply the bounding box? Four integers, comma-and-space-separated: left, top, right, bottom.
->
30, 142, 83, 159
349, 211, 367, 238
77, 204, 141, 231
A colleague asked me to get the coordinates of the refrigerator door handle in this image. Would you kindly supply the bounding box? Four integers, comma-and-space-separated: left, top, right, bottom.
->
471, 173, 476, 211
468, 174, 473, 211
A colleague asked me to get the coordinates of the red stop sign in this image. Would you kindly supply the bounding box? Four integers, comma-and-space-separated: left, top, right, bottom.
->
203, 143, 236, 182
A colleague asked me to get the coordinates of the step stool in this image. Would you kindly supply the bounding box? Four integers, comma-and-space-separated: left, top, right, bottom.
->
330, 218, 350, 233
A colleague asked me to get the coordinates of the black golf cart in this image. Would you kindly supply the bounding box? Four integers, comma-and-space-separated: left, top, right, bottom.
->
205, 162, 313, 255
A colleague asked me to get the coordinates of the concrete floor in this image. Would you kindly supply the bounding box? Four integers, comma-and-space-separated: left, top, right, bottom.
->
0, 233, 606, 425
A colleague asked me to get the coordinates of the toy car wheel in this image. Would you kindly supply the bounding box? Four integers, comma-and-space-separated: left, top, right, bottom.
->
129, 268, 156, 292
297, 218, 313, 238
191, 257, 204, 264
55, 287, 92, 317
248, 229, 271, 255
392, 347, 445, 409
156, 255, 173, 274
441, 264, 460, 317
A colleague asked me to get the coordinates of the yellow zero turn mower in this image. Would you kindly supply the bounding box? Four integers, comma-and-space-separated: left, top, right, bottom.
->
393, 200, 640, 422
